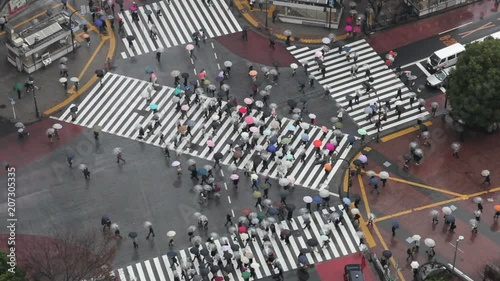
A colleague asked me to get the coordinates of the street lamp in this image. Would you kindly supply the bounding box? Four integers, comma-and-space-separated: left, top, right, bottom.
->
452, 235, 464, 271
69, 10, 78, 53
265, 0, 268, 28
32, 86, 40, 118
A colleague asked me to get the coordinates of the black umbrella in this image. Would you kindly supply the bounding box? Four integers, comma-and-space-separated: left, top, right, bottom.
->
200, 268, 210, 276
307, 238, 318, 247
126, 35, 135, 42
446, 215, 455, 224
345, 95, 354, 101
167, 251, 177, 257
188, 164, 196, 171
211, 122, 220, 129
280, 229, 291, 237
262, 108, 272, 118
382, 250, 392, 259
224, 252, 233, 260
181, 72, 190, 79
200, 248, 209, 256
128, 232, 137, 238
189, 247, 200, 255
286, 204, 296, 211
299, 248, 312, 254
210, 265, 220, 273
298, 268, 310, 281
224, 264, 235, 273
214, 152, 223, 160
353, 159, 362, 166
287, 99, 297, 108
313, 159, 327, 166
231, 244, 239, 251
95, 69, 104, 77
334, 40, 346, 48
253, 80, 262, 86
204, 256, 213, 263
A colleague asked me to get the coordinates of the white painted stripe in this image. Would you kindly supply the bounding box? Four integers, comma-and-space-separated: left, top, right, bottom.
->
118, 268, 127, 281
416, 61, 432, 77
153, 257, 166, 281
438, 21, 473, 35
136, 262, 147, 281
144, 260, 156, 281
126, 265, 136, 280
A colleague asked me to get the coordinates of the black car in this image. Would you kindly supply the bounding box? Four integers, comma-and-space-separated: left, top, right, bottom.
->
344, 264, 365, 281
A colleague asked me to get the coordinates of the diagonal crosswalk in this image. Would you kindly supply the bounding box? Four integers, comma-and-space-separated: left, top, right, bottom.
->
118, 0, 242, 59
113, 205, 360, 281
52, 73, 353, 190
287, 39, 430, 136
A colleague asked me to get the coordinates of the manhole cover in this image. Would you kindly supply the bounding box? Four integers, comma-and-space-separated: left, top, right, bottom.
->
0, 104, 6, 109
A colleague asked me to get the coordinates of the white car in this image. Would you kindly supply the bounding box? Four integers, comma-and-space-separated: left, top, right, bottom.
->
426, 67, 455, 88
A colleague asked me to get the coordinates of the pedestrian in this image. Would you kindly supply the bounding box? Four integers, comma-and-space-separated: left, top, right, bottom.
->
224, 214, 232, 226
189, 49, 196, 60
170, 256, 179, 268
309, 77, 315, 88
133, 238, 139, 249
66, 155, 73, 168
475, 210, 481, 221
193, 34, 200, 48
449, 222, 456, 232
321, 66, 326, 78
169, 238, 174, 247
432, 212, 438, 225
83, 167, 91, 179
406, 248, 413, 261
269, 37, 275, 49
116, 152, 125, 164
346, 52, 351, 62
255, 197, 263, 208
48, 132, 53, 143
391, 225, 396, 236
146, 225, 155, 239
242, 28, 248, 41
156, 51, 161, 62
452, 143, 460, 159
302, 215, 311, 229
365, 67, 371, 78
396, 87, 403, 100
115, 228, 123, 239
494, 211, 500, 220
272, 9, 278, 23
156, 7, 162, 17
482, 174, 491, 186
85, 35, 91, 47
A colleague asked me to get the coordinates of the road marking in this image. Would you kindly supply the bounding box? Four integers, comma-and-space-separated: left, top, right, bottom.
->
380, 121, 432, 142
401, 59, 427, 69
416, 62, 432, 77
449, 242, 464, 253
227, 195, 231, 204
359, 215, 376, 248
357, 174, 371, 218
388, 177, 465, 197
458, 22, 495, 38
438, 21, 474, 35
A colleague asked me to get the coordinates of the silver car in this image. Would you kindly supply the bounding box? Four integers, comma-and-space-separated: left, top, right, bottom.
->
426, 67, 454, 88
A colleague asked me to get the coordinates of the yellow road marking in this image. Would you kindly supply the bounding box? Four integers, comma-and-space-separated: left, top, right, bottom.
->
358, 216, 376, 248
0, 3, 62, 36
357, 174, 371, 218
343, 169, 349, 193
372, 223, 406, 281
267, 5, 275, 19
363, 147, 372, 152
381, 121, 432, 142
388, 177, 464, 197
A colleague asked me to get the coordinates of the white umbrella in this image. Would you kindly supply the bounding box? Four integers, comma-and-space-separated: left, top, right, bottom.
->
113, 147, 122, 155
46, 128, 55, 135
303, 196, 313, 203
481, 170, 490, 177
14, 122, 24, 128
473, 196, 483, 203
278, 178, 289, 186
269, 103, 278, 109
424, 238, 435, 247
322, 37, 331, 44
224, 61, 232, 67
410, 261, 419, 269
351, 208, 360, 215
171, 161, 181, 167
240, 233, 249, 240
429, 210, 438, 216
187, 159, 196, 166
366, 170, 376, 177
157, 47, 164, 53
250, 263, 260, 269
412, 234, 421, 241
144, 221, 152, 228
111, 223, 119, 231
186, 44, 195, 51
319, 189, 329, 198
308, 113, 316, 119
320, 235, 329, 241
241, 256, 250, 264
290, 63, 298, 69
78, 164, 87, 170
442, 206, 452, 215
379, 171, 389, 179
356, 231, 364, 238
451, 142, 460, 150
52, 123, 63, 129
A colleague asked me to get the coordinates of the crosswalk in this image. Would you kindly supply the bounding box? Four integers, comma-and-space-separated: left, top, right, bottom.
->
287, 39, 430, 136
53, 73, 353, 190
113, 205, 360, 281
118, 0, 242, 59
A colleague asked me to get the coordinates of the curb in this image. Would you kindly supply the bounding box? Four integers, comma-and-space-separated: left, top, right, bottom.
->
233, 0, 349, 45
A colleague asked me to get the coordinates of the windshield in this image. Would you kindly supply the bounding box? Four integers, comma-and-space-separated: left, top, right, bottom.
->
434, 71, 447, 81
429, 54, 440, 66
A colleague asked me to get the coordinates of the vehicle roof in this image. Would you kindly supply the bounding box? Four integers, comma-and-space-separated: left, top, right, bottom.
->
434, 43, 465, 57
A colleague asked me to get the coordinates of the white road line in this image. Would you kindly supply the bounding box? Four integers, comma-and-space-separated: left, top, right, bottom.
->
416, 62, 432, 76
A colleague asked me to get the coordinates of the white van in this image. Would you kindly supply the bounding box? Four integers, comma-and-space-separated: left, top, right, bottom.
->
426, 43, 465, 72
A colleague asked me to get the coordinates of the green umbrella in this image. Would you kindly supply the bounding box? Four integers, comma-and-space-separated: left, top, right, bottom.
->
242, 271, 251, 279
257, 212, 266, 221
357, 128, 367, 135
281, 137, 291, 144
13, 83, 24, 91
334, 122, 343, 129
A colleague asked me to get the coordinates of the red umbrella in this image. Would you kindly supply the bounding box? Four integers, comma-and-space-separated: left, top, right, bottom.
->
313, 140, 322, 147
238, 225, 247, 233
238, 107, 248, 114
354, 26, 362, 33
345, 17, 353, 24
244, 116, 254, 124
242, 208, 251, 215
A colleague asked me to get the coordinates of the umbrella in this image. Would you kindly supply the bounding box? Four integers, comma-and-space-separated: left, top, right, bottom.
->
149, 103, 158, 110
14, 122, 24, 128
253, 191, 262, 198
313, 140, 322, 147
382, 250, 392, 259
167, 230, 176, 237
287, 99, 297, 108
46, 128, 55, 135
128, 232, 137, 238
325, 143, 335, 151
181, 104, 190, 111
171, 161, 181, 167
198, 169, 208, 176
70, 77, 79, 83
412, 234, 421, 241
358, 155, 368, 163
126, 35, 135, 42
495, 205, 500, 211
369, 177, 379, 186
249, 70, 258, 76
424, 238, 435, 247
298, 255, 308, 264
322, 37, 331, 44
241, 271, 251, 279
319, 189, 330, 198
186, 44, 195, 51
13, 82, 24, 91
244, 116, 254, 124
78, 164, 87, 170
342, 197, 351, 205
442, 206, 452, 215
290, 63, 298, 69
473, 197, 483, 204
52, 123, 63, 129
411, 261, 419, 269
357, 128, 367, 135
145, 67, 154, 74
445, 215, 455, 223
278, 178, 289, 187
313, 196, 322, 203
214, 152, 223, 160
391, 220, 399, 229
379, 171, 389, 179
170, 70, 180, 77
481, 170, 490, 177
244, 98, 253, 105
351, 208, 360, 215
307, 238, 318, 247
224, 61, 232, 67
167, 251, 177, 257
94, 19, 103, 27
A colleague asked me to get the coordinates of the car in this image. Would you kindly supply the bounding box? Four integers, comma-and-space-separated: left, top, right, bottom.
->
426, 66, 455, 88
344, 264, 365, 281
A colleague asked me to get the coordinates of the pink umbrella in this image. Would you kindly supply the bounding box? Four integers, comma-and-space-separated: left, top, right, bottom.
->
321, 126, 328, 133
354, 26, 362, 33
129, 6, 137, 11
244, 116, 254, 124
181, 104, 190, 111
358, 154, 368, 163
186, 44, 195, 51
207, 140, 215, 147
150, 73, 157, 79
244, 98, 253, 105
345, 25, 353, 32
249, 126, 259, 133
198, 72, 205, 79
325, 143, 335, 151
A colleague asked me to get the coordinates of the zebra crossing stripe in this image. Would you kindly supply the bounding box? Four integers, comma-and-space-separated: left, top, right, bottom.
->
52, 73, 353, 190
287, 39, 430, 136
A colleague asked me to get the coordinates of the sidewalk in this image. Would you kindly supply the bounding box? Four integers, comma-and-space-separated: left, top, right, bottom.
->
0, 0, 116, 124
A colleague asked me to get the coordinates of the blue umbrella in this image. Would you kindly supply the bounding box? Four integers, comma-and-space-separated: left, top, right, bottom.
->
301, 133, 309, 142
313, 196, 322, 203
198, 168, 208, 176
267, 145, 276, 153
149, 103, 158, 110
61, 0, 67, 3
347, 135, 356, 143
298, 255, 308, 264
66, 152, 75, 160
287, 124, 296, 131
369, 177, 379, 185
269, 136, 278, 144
391, 220, 399, 229
183, 85, 191, 91
342, 197, 351, 205
342, 45, 351, 52
145, 67, 154, 74
187, 120, 196, 127
382, 250, 392, 259
94, 19, 103, 27
167, 251, 177, 257
268, 208, 278, 215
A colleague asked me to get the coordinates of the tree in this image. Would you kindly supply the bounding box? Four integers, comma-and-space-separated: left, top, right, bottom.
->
0, 251, 28, 281
20, 228, 117, 281
447, 38, 500, 130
